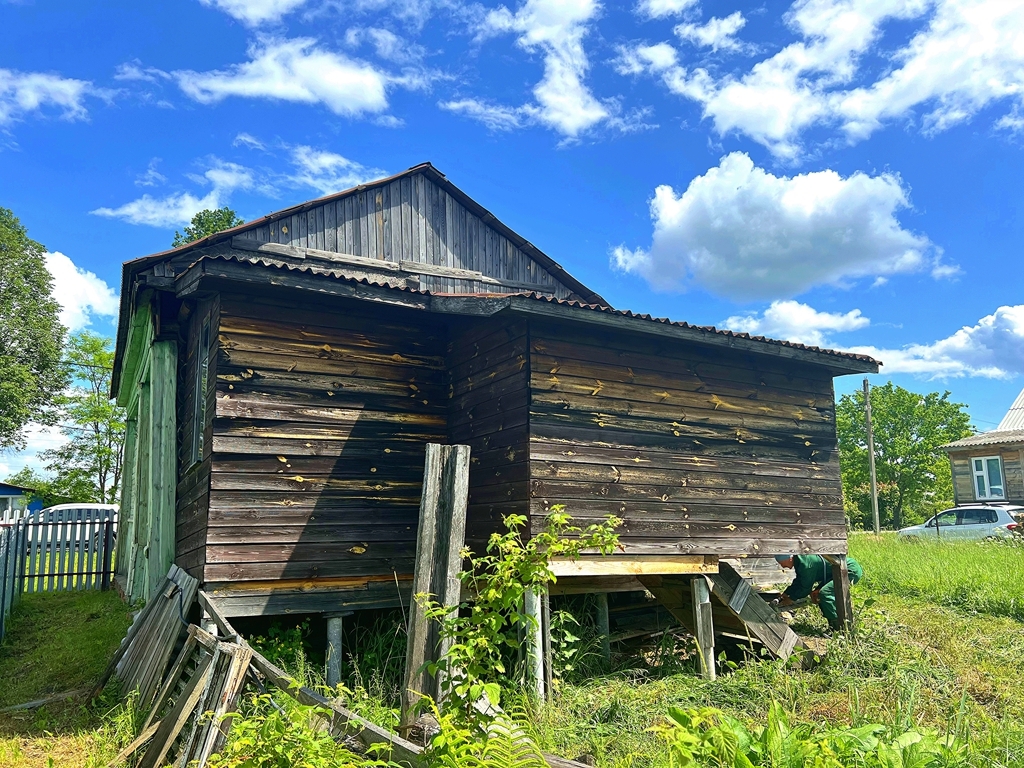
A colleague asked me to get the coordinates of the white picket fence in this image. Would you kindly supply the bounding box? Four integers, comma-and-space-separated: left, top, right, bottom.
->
0, 504, 119, 642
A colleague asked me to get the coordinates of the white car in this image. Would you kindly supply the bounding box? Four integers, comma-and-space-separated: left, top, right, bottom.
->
897, 505, 1023, 541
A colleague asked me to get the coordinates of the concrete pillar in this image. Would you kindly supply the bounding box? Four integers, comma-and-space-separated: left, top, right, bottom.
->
595, 592, 611, 663
524, 589, 545, 702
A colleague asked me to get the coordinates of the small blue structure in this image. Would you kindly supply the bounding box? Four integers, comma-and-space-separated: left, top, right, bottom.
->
0, 482, 44, 523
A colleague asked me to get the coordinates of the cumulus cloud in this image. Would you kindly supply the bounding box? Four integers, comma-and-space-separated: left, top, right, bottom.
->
0, 424, 68, 479
675, 12, 748, 53
43, 252, 119, 332
636, 0, 698, 19
847, 305, 1024, 378
173, 37, 394, 117
620, 0, 1024, 158
287, 146, 385, 195
0, 69, 105, 127
723, 300, 869, 347
451, 0, 620, 139
198, 0, 309, 26
612, 152, 945, 300
91, 159, 255, 227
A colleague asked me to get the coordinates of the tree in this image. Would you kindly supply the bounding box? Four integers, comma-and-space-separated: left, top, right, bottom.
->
0, 207, 67, 450
172, 207, 244, 247
8, 333, 126, 504
836, 382, 973, 530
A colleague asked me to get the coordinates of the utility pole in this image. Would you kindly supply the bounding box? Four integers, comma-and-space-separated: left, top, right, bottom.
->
864, 378, 880, 534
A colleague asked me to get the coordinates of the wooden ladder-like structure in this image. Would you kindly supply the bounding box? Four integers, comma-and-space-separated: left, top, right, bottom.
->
639, 561, 802, 673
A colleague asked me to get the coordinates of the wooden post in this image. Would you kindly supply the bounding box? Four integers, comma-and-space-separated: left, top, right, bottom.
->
148, 340, 178, 601
864, 378, 880, 534
100, 519, 114, 591
828, 555, 855, 632
595, 592, 611, 664
690, 576, 715, 680
524, 588, 545, 702
541, 589, 553, 702
400, 444, 471, 727
326, 614, 345, 689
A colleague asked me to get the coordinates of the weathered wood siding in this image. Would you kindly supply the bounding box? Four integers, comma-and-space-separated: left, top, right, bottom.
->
204, 291, 448, 584
448, 318, 531, 547
950, 448, 1024, 504
235, 172, 571, 297
176, 297, 218, 581
526, 318, 847, 556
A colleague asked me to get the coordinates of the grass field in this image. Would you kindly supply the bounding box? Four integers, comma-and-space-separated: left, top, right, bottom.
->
0, 537, 1022, 766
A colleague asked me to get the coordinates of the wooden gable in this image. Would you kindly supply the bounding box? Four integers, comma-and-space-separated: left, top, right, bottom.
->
226, 168, 577, 298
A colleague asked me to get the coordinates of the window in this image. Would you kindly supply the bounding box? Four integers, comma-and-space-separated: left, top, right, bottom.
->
958, 508, 998, 525
972, 456, 1004, 500
929, 509, 958, 527
191, 314, 212, 465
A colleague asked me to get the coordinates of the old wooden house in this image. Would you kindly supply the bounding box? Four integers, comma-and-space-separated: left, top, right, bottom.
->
111, 163, 878, 627
941, 387, 1024, 505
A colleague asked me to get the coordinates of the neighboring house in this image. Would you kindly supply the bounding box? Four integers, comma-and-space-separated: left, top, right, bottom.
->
941, 388, 1024, 506
110, 163, 879, 617
0, 482, 44, 523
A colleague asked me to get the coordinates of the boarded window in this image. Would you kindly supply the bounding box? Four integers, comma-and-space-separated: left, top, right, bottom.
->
972, 456, 1004, 500
192, 314, 211, 465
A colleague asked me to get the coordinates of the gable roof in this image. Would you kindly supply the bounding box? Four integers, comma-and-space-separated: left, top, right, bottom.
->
941, 387, 1024, 450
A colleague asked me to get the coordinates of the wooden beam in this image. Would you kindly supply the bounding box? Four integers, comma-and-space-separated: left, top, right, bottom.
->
401, 444, 471, 725
690, 577, 715, 680
824, 554, 854, 631
548, 555, 718, 577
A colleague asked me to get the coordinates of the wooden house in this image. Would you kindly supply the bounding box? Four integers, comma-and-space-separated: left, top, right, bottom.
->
111, 163, 879, 621
941, 387, 1024, 505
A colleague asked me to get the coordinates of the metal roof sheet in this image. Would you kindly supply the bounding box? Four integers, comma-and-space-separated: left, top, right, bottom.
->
190, 251, 882, 371
940, 429, 1024, 450
996, 387, 1024, 431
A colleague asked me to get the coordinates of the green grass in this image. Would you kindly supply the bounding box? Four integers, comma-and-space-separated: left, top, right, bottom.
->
850, 532, 1024, 620
0, 590, 134, 768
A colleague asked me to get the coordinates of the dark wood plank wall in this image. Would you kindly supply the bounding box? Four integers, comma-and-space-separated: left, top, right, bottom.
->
203, 290, 448, 585
950, 449, 1024, 504
447, 317, 531, 548
175, 296, 218, 580
526, 318, 848, 556
235, 173, 572, 297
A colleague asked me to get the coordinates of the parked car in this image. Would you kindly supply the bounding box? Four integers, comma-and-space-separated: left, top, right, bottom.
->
897, 504, 1023, 541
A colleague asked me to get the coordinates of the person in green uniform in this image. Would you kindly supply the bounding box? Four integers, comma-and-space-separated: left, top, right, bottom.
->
774, 554, 863, 630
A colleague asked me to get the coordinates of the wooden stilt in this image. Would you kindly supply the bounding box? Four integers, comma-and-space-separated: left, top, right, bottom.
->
690, 576, 716, 681
827, 555, 854, 631
326, 614, 345, 689
595, 592, 611, 664
524, 589, 545, 702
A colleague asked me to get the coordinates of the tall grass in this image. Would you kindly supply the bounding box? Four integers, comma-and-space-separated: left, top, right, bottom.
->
849, 533, 1024, 620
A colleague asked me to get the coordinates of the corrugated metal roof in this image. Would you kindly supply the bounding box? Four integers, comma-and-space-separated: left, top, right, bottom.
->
191, 252, 882, 370
940, 429, 1024, 450
996, 387, 1024, 431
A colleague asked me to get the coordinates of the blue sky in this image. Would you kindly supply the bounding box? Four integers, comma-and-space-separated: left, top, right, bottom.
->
2, 0, 1023, 475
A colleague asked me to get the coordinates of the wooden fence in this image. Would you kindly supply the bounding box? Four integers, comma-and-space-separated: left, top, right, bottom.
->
21, 505, 118, 594
0, 519, 27, 642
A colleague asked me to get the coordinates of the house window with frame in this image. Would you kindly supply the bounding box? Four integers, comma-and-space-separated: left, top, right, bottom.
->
191, 314, 211, 465
972, 456, 1004, 500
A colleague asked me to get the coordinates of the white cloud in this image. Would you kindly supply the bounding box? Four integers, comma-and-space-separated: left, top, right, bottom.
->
0, 69, 101, 127
174, 37, 393, 117
461, 0, 615, 138
287, 146, 385, 195
675, 12, 748, 53
43, 252, 119, 332
723, 300, 869, 347
440, 98, 528, 130
0, 425, 68, 480
636, 0, 697, 19
199, 0, 309, 26
612, 152, 943, 301
234, 132, 267, 150
345, 26, 427, 65
91, 159, 255, 228
135, 159, 167, 187
614, 42, 679, 75
849, 305, 1024, 378
621, 0, 1024, 158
